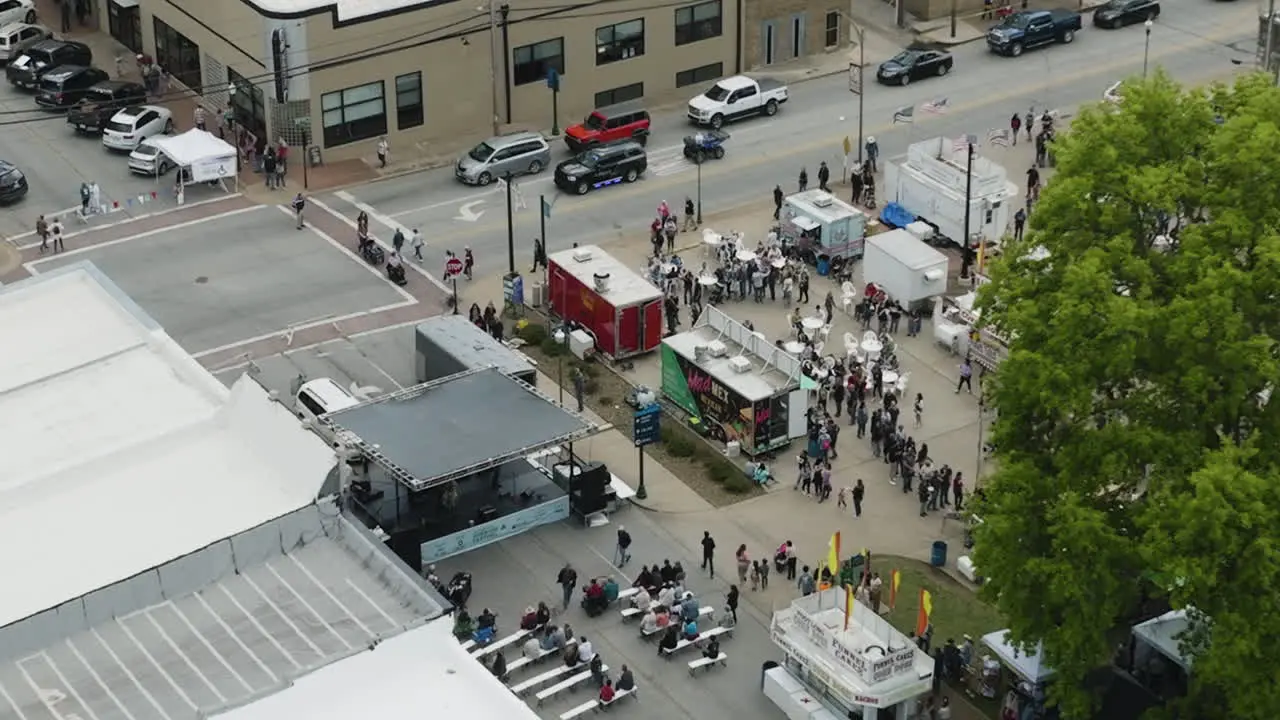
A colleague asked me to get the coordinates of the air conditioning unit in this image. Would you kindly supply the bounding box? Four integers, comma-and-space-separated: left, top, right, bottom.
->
593, 272, 611, 293
728, 356, 752, 373
706, 340, 728, 357
811, 193, 834, 208
572, 248, 594, 262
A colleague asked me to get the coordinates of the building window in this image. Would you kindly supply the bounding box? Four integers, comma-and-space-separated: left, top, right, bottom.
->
594, 82, 644, 107
152, 18, 201, 90
596, 19, 644, 65
228, 68, 267, 141
675, 1, 722, 46
513, 38, 564, 86
825, 11, 839, 47
321, 81, 387, 148
675, 62, 723, 88
395, 72, 424, 129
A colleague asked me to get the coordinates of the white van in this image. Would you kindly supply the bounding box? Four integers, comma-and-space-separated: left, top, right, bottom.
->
295, 378, 359, 423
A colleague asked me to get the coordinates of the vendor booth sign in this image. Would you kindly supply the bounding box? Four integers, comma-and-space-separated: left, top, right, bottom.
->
191, 155, 236, 183
420, 495, 569, 563
660, 344, 789, 452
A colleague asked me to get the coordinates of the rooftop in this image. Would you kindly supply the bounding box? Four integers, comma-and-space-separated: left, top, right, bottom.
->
662, 306, 801, 402
328, 367, 598, 491
0, 263, 337, 630
212, 615, 538, 720
548, 244, 663, 309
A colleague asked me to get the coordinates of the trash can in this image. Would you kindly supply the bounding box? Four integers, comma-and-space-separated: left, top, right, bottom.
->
931, 540, 947, 567
816, 255, 831, 276
761, 660, 779, 690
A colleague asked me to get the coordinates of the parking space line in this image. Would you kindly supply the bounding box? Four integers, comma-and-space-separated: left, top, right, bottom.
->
0, 679, 31, 720
184, 595, 278, 684
37, 651, 101, 720
65, 638, 137, 720
311, 198, 453, 295
17, 656, 90, 720
141, 611, 227, 702
286, 554, 375, 636
89, 628, 172, 720
207, 319, 428, 374
188, 297, 414, 360
205, 588, 301, 670
239, 574, 327, 657
263, 562, 353, 650
114, 619, 199, 709
272, 204, 416, 304
344, 578, 400, 629
363, 358, 404, 390
163, 602, 254, 693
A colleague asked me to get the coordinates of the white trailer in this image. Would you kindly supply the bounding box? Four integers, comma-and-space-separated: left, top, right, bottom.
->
883, 137, 1018, 249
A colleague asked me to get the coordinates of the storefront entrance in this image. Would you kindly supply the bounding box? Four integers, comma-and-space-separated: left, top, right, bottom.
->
228, 68, 267, 147
153, 17, 201, 90
107, 0, 141, 53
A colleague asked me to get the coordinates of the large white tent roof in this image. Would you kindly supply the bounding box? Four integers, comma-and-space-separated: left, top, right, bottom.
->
212, 616, 541, 720
150, 128, 236, 167
982, 629, 1055, 683
0, 263, 334, 629
1132, 609, 1194, 672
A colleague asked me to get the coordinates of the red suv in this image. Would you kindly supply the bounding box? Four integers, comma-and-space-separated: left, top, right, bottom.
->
564, 102, 650, 153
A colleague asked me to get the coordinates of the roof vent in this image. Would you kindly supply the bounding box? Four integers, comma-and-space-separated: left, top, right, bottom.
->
811, 193, 834, 208
572, 248, 594, 262
706, 340, 728, 357
728, 355, 752, 373
593, 272, 611, 293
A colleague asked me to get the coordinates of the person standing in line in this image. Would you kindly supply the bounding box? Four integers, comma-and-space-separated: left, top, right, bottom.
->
1014, 207, 1027, 242
556, 563, 578, 610
291, 192, 305, 229
798, 167, 808, 192
51, 218, 65, 253
852, 478, 865, 517
773, 184, 784, 220
683, 197, 697, 231
411, 228, 424, 261
817, 161, 830, 192
701, 531, 716, 577
615, 526, 632, 566
262, 149, 277, 190
1009, 112, 1021, 146
952, 472, 965, 512
377, 136, 389, 168
956, 359, 973, 394
914, 393, 925, 428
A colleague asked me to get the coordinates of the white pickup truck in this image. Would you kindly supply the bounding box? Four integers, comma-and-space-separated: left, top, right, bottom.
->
687, 75, 788, 130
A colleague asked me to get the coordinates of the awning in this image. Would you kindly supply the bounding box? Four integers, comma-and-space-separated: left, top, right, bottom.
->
793, 215, 820, 231
981, 630, 1055, 684
149, 129, 237, 183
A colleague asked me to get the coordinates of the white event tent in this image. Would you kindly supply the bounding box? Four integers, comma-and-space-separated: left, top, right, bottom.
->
982, 630, 1055, 684
150, 128, 238, 194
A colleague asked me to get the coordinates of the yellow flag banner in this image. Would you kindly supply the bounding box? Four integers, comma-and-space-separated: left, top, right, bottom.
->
844, 584, 854, 631
826, 532, 841, 578
889, 569, 901, 609
915, 588, 933, 637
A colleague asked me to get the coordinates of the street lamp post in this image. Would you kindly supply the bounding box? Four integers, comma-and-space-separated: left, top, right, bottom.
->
1143, 20, 1153, 78
695, 160, 703, 225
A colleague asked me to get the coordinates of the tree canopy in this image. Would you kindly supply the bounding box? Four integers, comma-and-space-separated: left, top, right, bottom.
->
972, 71, 1280, 720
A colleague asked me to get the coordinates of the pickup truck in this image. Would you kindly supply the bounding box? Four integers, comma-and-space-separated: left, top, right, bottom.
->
986, 9, 1082, 57
687, 75, 788, 130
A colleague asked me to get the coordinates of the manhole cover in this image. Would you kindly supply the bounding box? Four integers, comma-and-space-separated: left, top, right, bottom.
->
195, 276, 208, 284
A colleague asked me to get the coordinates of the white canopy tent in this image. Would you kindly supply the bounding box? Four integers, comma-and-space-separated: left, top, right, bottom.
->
1132, 609, 1194, 673
149, 129, 238, 196
982, 630, 1055, 684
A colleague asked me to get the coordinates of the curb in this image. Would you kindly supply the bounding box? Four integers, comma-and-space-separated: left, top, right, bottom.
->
913, 1, 1107, 46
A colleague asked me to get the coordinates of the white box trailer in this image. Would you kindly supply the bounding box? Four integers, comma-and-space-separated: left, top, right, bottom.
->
883, 138, 1018, 249
863, 229, 950, 306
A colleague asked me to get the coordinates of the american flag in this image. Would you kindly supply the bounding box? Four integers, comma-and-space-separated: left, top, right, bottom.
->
987, 128, 1010, 147
892, 105, 914, 124
921, 97, 950, 114
953, 136, 970, 154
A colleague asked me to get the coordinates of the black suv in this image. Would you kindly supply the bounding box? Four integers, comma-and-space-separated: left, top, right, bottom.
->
554, 141, 647, 195
67, 80, 146, 133
35, 66, 110, 109
6, 39, 92, 89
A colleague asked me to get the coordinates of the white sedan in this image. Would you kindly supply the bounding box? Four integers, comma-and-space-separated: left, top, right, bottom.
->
102, 105, 174, 151
0, 0, 35, 27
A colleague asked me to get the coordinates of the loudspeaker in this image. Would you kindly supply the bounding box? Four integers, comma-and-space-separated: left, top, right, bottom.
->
576, 462, 609, 496
389, 531, 422, 573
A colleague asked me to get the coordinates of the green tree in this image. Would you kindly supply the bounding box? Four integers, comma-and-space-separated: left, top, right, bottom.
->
971, 71, 1280, 719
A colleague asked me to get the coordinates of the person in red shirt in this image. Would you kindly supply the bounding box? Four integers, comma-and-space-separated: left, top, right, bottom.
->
598, 679, 616, 703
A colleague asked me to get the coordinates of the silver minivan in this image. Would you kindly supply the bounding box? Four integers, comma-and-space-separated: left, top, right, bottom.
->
0, 22, 50, 62
455, 131, 551, 186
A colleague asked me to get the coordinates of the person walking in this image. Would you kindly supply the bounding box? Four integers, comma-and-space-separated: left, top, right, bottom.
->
51, 219, 65, 253
773, 184, 784, 220
956, 358, 974, 394
615, 526, 632, 566
798, 167, 808, 192
735, 544, 750, 584
263, 150, 278, 189
59, 0, 72, 32
759, 556, 770, 589
35, 215, 48, 254
1014, 207, 1027, 242
726, 585, 739, 624
1026, 166, 1041, 203
797, 268, 810, 305
852, 478, 865, 517
531, 237, 548, 272
1010, 112, 1022, 146
914, 393, 924, 428
864, 137, 879, 173
376, 136, 389, 168
411, 228, 424, 261
194, 106, 207, 132
817, 161, 830, 192
392, 228, 405, 256
851, 170, 864, 206
855, 402, 868, 439
785, 541, 798, 581
952, 472, 965, 511
683, 197, 697, 231
1025, 109, 1035, 141
556, 563, 578, 610
837, 486, 848, 510
701, 531, 716, 577
291, 192, 306, 229
463, 247, 475, 279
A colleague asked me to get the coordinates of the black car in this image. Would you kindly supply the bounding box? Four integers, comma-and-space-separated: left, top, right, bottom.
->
0, 160, 28, 203
6, 39, 91, 89
876, 49, 954, 86
1092, 0, 1159, 27
66, 80, 146, 133
35, 65, 109, 109
554, 141, 647, 195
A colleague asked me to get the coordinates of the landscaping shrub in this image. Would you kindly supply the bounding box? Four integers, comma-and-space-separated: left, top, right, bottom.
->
518, 323, 548, 345
540, 337, 566, 356
665, 434, 696, 457
724, 474, 752, 494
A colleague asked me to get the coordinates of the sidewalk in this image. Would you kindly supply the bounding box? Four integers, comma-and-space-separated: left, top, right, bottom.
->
915, 0, 1105, 46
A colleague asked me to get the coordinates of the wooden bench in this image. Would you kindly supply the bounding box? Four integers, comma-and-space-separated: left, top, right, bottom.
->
472, 629, 530, 659
640, 606, 715, 638
506, 646, 557, 675
661, 626, 730, 660
620, 606, 643, 620
536, 665, 608, 706
560, 699, 598, 719
688, 652, 728, 675
511, 662, 583, 696
600, 687, 637, 709
460, 638, 477, 651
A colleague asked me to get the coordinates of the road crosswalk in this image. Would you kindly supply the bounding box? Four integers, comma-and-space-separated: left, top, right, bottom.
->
646, 146, 696, 177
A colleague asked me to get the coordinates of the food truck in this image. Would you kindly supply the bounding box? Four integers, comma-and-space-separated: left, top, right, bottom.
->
779, 189, 868, 275
547, 245, 663, 360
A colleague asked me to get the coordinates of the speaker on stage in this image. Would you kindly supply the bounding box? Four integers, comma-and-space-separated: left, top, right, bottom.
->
389, 530, 423, 573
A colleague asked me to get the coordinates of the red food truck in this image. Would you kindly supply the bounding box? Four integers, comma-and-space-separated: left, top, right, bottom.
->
547, 245, 663, 359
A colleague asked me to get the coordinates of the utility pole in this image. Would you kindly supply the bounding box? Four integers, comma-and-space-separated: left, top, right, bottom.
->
487, 0, 501, 135
959, 138, 975, 279
1266, 0, 1278, 81
505, 172, 515, 274
855, 24, 864, 166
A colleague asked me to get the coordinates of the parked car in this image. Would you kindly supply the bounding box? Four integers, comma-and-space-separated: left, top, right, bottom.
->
0, 21, 50, 62
553, 141, 647, 196
6, 38, 91, 88
1092, 0, 1159, 28
0, 159, 28, 202
34, 65, 109, 108
0, 0, 35, 27
128, 141, 173, 176
102, 105, 174, 151
876, 49, 954, 86
455, 131, 551, 186
564, 101, 650, 153
986, 9, 1082, 56
66, 80, 146, 133
687, 75, 788, 129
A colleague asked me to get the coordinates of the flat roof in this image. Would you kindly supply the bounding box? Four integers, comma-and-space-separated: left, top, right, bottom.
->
0, 263, 335, 629
328, 367, 597, 491
786, 190, 863, 224
867, 229, 950, 270
549, 244, 662, 309
212, 615, 537, 720
663, 326, 799, 402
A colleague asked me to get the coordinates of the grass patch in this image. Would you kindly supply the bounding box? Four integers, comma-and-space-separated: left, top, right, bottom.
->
877, 555, 1003, 647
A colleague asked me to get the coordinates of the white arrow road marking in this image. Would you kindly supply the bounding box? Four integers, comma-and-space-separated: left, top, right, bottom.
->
348, 382, 383, 400
454, 200, 486, 222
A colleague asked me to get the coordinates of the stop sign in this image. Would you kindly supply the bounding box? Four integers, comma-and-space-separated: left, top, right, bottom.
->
445, 257, 464, 277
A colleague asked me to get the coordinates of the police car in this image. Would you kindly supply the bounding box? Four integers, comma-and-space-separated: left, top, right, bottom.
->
554, 141, 647, 195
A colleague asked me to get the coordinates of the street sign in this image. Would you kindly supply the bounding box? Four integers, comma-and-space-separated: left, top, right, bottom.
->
445, 256, 464, 277
546, 68, 560, 92
632, 403, 661, 447
848, 63, 862, 95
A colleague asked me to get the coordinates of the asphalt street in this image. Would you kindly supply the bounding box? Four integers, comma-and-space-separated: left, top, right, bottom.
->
0, 72, 180, 239
326, 0, 1256, 280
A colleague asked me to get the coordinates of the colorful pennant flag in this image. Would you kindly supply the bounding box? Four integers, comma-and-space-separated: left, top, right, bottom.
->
890, 569, 901, 609
892, 106, 914, 124
915, 588, 934, 636
922, 97, 950, 114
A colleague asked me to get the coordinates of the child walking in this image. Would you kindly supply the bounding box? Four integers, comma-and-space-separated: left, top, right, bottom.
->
749, 561, 761, 591
759, 558, 770, 589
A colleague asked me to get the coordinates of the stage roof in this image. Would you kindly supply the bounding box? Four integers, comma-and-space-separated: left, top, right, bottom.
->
328, 367, 598, 491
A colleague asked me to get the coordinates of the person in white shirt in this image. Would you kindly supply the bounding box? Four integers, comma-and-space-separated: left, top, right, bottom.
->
631, 587, 651, 611
640, 609, 658, 634
523, 636, 541, 658
377, 137, 389, 168
577, 638, 595, 664
657, 584, 676, 610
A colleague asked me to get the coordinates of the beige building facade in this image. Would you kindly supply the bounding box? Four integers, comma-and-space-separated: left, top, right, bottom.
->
93, 0, 850, 163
